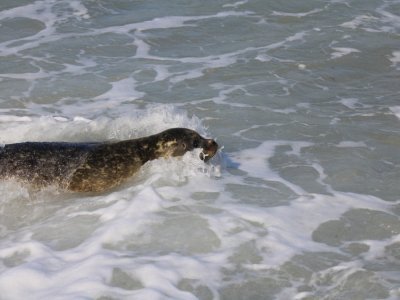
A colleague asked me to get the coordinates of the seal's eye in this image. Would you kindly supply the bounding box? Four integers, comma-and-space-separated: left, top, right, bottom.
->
193, 140, 199, 148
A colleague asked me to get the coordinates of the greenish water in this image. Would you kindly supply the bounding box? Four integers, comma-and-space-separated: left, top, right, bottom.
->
0, 0, 399, 299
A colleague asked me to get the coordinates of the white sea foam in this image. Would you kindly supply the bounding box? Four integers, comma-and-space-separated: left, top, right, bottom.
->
1, 113, 399, 299
339, 98, 359, 109
0, 115, 32, 122
1, 1, 399, 298
218, 192, 394, 268
1, 132, 396, 299
94, 77, 145, 102
336, 141, 368, 148
341, 15, 378, 28
223, 0, 249, 8
340, 4, 400, 34
230, 140, 313, 195
389, 106, 400, 120
330, 47, 360, 59
271, 9, 323, 18
389, 51, 400, 69
0, 106, 207, 143
0, 108, 224, 299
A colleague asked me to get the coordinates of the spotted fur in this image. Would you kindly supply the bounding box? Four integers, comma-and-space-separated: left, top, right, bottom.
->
0, 128, 218, 193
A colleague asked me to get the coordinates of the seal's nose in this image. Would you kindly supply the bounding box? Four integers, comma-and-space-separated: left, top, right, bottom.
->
204, 139, 217, 147
200, 139, 218, 162
208, 139, 217, 147
204, 139, 218, 152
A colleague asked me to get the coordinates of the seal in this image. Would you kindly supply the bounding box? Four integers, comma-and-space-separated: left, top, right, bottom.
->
0, 128, 218, 193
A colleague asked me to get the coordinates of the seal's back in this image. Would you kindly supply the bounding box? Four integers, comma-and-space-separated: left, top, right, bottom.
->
0, 142, 95, 188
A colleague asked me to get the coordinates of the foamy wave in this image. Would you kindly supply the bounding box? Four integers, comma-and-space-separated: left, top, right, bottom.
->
0, 115, 32, 122
1, 0, 399, 298
330, 47, 360, 59
389, 106, 400, 120
271, 8, 323, 18
389, 51, 400, 69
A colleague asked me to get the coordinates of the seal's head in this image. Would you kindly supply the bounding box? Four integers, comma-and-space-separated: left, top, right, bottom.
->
155, 128, 218, 162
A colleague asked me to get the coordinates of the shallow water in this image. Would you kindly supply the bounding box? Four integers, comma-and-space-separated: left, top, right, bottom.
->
0, 0, 400, 299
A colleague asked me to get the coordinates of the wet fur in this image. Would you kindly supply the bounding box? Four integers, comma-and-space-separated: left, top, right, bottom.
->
0, 128, 218, 193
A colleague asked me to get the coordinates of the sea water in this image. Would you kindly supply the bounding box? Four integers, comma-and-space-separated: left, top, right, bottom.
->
0, 0, 399, 299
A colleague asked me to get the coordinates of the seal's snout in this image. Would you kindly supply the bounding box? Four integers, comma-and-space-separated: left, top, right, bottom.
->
200, 138, 218, 162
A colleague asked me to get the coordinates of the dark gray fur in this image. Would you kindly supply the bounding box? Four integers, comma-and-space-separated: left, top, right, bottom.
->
0, 128, 218, 193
